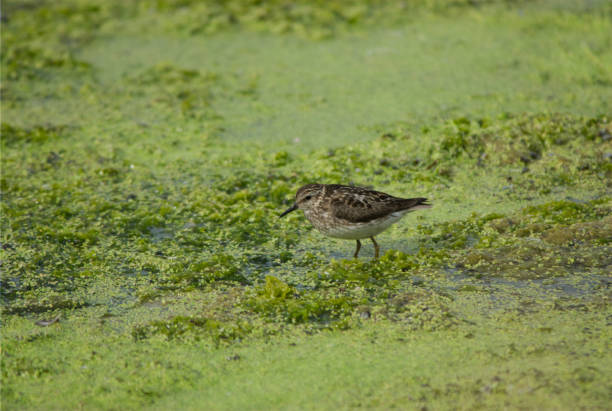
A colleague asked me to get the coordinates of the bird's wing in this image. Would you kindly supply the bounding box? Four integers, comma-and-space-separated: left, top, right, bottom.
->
331, 197, 392, 223
329, 186, 427, 223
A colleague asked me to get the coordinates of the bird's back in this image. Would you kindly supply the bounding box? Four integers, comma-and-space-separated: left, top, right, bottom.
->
321, 184, 430, 223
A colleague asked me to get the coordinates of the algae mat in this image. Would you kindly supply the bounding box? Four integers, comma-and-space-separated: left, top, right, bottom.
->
2, 0, 612, 409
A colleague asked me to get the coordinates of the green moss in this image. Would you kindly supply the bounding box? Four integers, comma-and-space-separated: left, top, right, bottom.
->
2, 1, 612, 408
438, 117, 484, 159
261, 275, 295, 299
246, 276, 357, 326
541, 216, 612, 245
521, 198, 611, 225
412, 197, 612, 279
1, 45, 91, 80
164, 254, 246, 289
460, 239, 612, 280
131, 0, 514, 40
384, 289, 455, 330
515, 223, 549, 237
420, 212, 505, 250
132, 315, 252, 344
3, 293, 88, 315
131, 62, 212, 86
1, 122, 68, 145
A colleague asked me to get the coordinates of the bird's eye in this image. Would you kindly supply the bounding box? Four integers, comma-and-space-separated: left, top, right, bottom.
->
304, 195, 312, 201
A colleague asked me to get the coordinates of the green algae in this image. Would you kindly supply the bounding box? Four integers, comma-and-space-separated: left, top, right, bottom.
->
132, 315, 253, 345
0, 123, 69, 146
2, 0, 612, 409
3, 309, 611, 410
2, 110, 611, 407
4, 1, 612, 149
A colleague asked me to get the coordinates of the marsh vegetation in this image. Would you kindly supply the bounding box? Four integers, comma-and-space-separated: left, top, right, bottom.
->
2, 0, 611, 409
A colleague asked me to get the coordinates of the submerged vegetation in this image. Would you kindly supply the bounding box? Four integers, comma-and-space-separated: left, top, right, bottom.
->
2, 0, 612, 409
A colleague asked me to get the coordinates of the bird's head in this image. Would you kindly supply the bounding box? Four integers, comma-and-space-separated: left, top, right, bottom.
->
279, 184, 324, 218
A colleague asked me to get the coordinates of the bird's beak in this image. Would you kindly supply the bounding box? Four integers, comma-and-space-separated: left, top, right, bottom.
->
279, 203, 298, 218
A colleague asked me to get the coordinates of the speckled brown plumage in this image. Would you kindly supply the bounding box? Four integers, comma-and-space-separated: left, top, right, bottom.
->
279, 183, 431, 258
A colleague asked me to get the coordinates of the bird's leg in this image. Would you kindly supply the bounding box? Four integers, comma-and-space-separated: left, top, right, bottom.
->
370, 236, 380, 259
354, 239, 362, 259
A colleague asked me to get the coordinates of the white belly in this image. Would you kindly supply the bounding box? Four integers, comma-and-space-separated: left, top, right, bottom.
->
321, 211, 409, 240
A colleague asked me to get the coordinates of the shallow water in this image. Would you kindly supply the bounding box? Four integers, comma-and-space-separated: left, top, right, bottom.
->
2, 0, 612, 409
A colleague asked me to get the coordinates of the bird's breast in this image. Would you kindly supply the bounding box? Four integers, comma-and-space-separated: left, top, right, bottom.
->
305, 211, 407, 240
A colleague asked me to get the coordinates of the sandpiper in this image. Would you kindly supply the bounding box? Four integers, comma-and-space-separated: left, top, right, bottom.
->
279, 184, 431, 258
